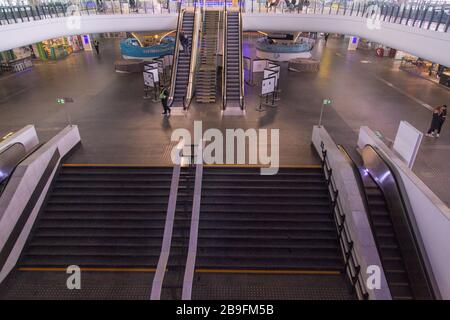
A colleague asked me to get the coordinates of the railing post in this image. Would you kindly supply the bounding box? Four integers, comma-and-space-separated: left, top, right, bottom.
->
427, 6, 435, 30
435, 5, 444, 31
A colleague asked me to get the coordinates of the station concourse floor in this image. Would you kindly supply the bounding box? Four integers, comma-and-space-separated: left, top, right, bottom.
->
0, 36, 449, 206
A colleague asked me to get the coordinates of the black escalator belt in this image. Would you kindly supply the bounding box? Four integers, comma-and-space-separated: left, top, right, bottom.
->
225, 12, 241, 103
173, 12, 195, 102
362, 173, 414, 300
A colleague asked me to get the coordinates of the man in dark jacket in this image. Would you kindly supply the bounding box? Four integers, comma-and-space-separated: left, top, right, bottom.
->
436, 105, 447, 138
160, 87, 170, 115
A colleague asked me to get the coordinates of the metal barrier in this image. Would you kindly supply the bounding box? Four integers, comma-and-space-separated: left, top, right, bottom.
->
244, 0, 450, 33
320, 141, 369, 300
1, 1, 447, 33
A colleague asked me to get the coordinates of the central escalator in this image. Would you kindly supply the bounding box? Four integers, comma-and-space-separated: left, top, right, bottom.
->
196, 11, 220, 103
191, 166, 355, 300
222, 8, 244, 110
0, 165, 173, 300
339, 145, 439, 300
169, 8, 196, 108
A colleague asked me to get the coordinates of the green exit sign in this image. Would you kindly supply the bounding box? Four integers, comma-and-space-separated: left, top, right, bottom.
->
57, 98, 65, 104
323, 99, 332, 105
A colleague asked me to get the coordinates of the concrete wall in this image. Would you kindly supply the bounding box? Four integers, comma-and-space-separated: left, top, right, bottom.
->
1, 13, 449, 66
358, 126, 450, 299
311, 126, 391, 300
0, 125, 39, 153
0, 125, 81, 283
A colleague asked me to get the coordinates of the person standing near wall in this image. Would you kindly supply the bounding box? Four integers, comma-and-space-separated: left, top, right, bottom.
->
426, 105, 445, 137
436, 105, 447, 138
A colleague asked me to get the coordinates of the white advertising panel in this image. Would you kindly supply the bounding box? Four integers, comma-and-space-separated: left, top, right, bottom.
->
143, 71, 154, 87
262, 76, 275, 95
253, 59, 268, 73
147, 67, 159, 83
243, 56, 251, 71
264, 68, 279, 85
144, 62, 158, 71
393, 121, 423, 168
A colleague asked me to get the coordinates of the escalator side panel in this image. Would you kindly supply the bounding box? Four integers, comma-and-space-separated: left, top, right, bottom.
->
361, 145, 437, 299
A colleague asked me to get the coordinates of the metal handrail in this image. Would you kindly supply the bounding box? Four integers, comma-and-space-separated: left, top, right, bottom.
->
238, 2, 245, 110
222, 1, 228, 110
1, 1, 448, 33
184, 0, 201, 109
168, 1, 185, 107
320, 142, 369, 300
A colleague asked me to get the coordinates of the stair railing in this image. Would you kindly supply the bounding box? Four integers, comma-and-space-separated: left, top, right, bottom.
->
320, 141, 369, 300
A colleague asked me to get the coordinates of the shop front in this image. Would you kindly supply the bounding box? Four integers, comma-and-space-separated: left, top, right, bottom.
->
399, 53, 449, 88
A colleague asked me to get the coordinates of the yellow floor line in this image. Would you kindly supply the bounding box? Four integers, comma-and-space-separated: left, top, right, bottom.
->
62, 164, 172, 168
195, 269, 341, 275
18, 267, 159, 273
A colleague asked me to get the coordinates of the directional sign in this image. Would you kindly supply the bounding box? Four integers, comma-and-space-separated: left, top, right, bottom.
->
323, 98, 332, 105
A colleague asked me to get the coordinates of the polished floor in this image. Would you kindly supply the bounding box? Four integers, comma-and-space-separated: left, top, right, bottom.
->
0, 36, 449, 205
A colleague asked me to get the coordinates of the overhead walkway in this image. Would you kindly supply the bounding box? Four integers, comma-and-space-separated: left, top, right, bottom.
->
339, 145, 440, 300
1, 1, 449, 66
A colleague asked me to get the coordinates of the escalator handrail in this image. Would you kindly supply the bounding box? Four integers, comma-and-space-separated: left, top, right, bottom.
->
222, 1, 228, 110
337, 145, 374, 228
238, 3, 244, 110
362, 144, 441, 299
168, 0, 185, 107
183, 0, 199, 109
0, 142, 25, 156
0, 143, 43, 196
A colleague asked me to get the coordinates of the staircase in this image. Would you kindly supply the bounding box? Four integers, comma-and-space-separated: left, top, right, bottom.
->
196, 11, 220, 103
172, 11, 195, 104
0, 165, 173, 299
223, 11, 242, 107
192, 167, 354, 300
362, 174, 414, 300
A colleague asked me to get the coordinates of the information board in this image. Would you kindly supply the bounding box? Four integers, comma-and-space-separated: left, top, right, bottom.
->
393, 121, 423, 168
262, 76, 276, 95
253, 59, 268, 73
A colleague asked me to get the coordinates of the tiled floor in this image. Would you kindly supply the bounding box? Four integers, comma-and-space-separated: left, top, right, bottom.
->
0, 35, 449, 205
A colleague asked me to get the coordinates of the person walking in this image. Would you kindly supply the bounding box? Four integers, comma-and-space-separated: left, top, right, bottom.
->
324, 33, 330, 45
180, 30, 189, 52
160, 87, 170, 115
436, 105, 447, 138
426, 105, 445, 137
93, 40, 100, 55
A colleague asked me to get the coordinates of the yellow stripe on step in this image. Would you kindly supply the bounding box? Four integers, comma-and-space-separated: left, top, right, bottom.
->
195, 269, 340, 275
18, 267, 160, 273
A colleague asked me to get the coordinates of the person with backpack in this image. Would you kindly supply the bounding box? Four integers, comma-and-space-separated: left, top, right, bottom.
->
160, 87, 170, 115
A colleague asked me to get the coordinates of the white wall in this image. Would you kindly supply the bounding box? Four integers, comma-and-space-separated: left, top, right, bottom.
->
243, 13, 450, 67
0, 125, 39, 153
1, 13, 449, 66
358, 126, 450, 299
0, 14, 178, 52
